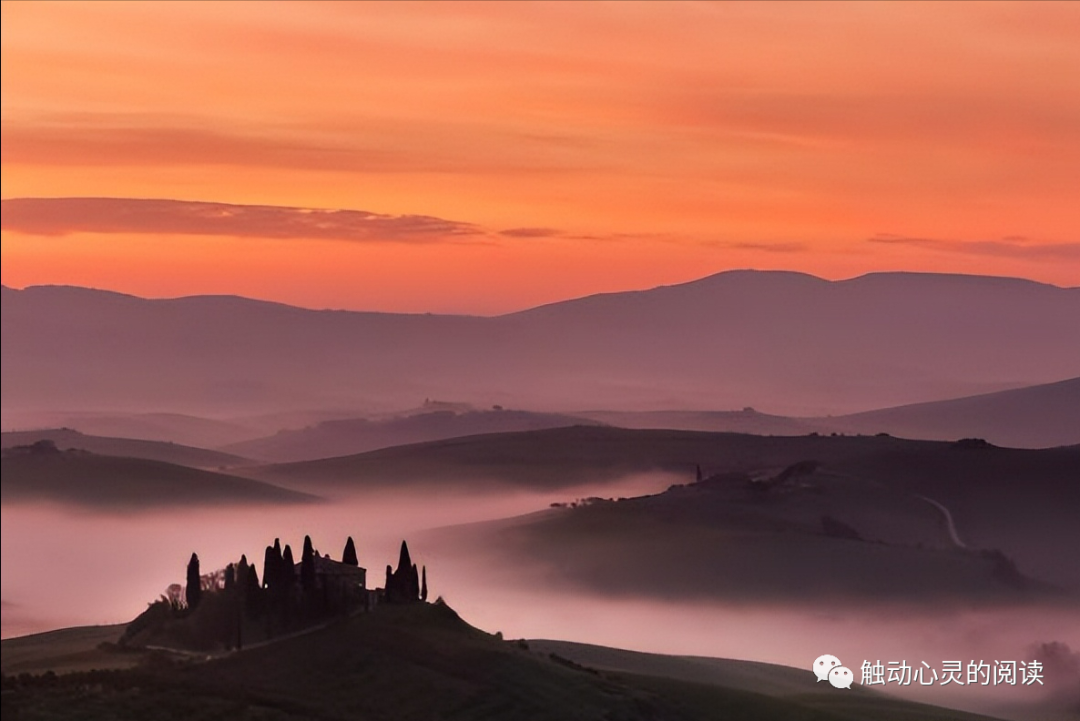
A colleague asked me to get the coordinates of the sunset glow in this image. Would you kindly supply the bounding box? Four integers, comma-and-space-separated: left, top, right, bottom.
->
3, 1, 1078, 313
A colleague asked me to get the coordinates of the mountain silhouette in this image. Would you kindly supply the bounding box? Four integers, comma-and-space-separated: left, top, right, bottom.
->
4, 271, 1077, 417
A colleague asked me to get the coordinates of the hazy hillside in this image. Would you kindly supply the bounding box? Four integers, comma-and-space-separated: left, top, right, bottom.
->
1, 428, 250, 468
0, 603, 1007, 721
1, 448, 317, 508
824, 377, 1080, 448
579, 407, 821, 436
0, 410, 264, 448
428, 435, 1080, 602
583, 378, 1080, 449
248, 426, 1080, 591
5, 271, 1078, 417
225, 408, 598, 462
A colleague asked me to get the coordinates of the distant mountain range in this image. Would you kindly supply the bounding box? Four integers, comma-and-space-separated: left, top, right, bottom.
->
4, 270, 1077, 418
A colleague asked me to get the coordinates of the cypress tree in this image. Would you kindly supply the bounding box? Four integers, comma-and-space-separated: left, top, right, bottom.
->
282, 544, 296, 587
397, 540, 413, 573
244, 564, 262, 616
262, 545, 278, 590
237, 555, 250, 595
279, 545, 297, 622
224, 563, 236, 591
421, 565, 428, 602
342, 537, 358, 566
185, 552, 202, 609
301, 535, 316, 593
410, 563, 420, 601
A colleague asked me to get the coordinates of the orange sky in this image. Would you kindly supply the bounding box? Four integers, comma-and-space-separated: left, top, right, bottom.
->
2, 1, 1078, 313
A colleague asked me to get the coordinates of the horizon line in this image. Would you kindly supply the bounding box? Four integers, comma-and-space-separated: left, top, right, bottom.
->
3, 268, 1075, 318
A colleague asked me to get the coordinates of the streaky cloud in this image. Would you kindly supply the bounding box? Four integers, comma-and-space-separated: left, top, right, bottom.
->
0, 197, 481, 243
869, 233, 1080, 261
499, 227, 563, 238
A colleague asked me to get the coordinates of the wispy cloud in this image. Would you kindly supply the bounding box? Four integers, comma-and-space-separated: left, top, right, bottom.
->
498, 227, 564, 238
0, 197, 482, 243
0, 115, 597, 176
869, 234, 1080, 261
729, 241, 808, 254
1, 198, 682, 248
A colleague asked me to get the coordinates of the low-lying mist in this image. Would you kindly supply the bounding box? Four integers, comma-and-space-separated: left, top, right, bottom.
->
0, 473, 679, 636
3, 473, 1077, 719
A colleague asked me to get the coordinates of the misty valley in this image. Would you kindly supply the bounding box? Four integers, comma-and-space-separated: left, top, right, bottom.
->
6, 1, 1080, 716
2, 272, 1079, 721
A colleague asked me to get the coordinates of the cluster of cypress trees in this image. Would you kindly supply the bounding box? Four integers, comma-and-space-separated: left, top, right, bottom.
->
384, 540, 428, 604
182, 534, 426, 634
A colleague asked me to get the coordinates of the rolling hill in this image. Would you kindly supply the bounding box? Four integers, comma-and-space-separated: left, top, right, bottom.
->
1, 410, 265, 448
5, 270, 1077, 418
224, 408, 599, 462
581, 378, 1080, 449
245, 426, 1079, 593
579, 408, 822, 437
1, 428, 251, 468
1, 447, 318, 508
822, 377, 1080, 448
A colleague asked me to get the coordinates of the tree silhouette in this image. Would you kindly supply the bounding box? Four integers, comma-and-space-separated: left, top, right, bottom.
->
385, 540, 421, 603
342, 536, 358, 566
186, 553, 202, 609
244, 564, 262, 616
282, 544, 296, 585
421, 565, 428, 602
301, 535, 316, 593
224, 563, 236, 591
237, 555, 249, 595
262, 544, 280, 590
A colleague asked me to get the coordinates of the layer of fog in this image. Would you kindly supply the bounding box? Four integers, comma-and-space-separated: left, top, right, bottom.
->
3, 479, 1077, 719
0, 474, 678, 636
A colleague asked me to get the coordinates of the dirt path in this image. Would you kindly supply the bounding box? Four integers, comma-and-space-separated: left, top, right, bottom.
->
916, 494, 966, 548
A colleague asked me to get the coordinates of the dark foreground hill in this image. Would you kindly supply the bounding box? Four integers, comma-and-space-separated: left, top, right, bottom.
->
0, 447, 318, 509
1, 428, 251, 468
1, 603, 1007, 721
